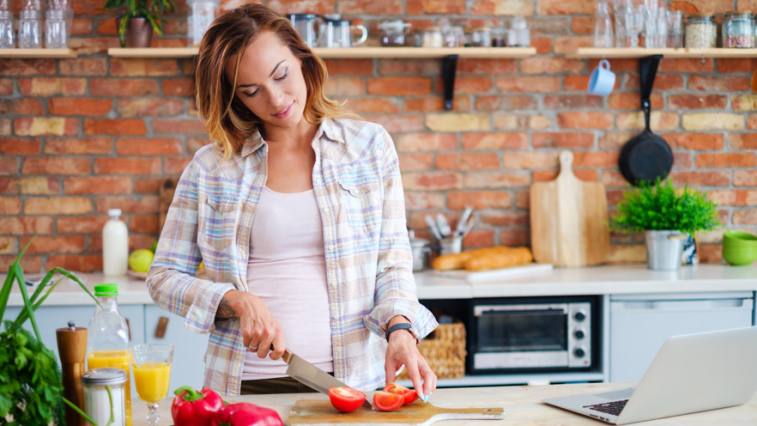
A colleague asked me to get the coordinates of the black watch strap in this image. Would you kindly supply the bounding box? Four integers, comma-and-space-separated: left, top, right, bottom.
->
385, 322, 413, 340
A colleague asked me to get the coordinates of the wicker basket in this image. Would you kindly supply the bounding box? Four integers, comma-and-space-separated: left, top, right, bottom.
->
398, 322, 466, 380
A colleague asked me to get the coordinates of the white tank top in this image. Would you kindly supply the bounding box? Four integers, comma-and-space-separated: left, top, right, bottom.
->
241, 186, 334, 380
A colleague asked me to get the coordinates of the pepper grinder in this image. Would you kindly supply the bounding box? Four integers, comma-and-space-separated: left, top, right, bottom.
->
56, 321, 87, 426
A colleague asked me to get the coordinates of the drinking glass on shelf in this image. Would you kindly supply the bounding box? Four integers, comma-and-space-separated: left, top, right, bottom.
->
623, 3, 643, 47
594, 0, 614, 47
611, 0, 626, 47
132, 343, 174, 426
667, 10, 683, 48
654, 7, 668, 48
642, 3, 658, 47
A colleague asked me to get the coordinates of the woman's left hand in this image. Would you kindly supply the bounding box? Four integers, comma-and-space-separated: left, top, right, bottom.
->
384, 328, 437, 401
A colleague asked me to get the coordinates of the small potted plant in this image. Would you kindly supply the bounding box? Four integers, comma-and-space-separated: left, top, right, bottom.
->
105, 0, 175, 47
612, 180, 719, 270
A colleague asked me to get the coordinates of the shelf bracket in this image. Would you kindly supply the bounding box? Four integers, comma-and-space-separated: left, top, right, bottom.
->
441, 54, 459, 111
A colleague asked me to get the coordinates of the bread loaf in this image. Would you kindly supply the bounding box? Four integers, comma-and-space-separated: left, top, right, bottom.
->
432, 246, 533, 271
463, 247, 533, 271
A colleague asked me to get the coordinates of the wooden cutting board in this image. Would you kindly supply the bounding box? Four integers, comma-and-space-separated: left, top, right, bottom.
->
529, 151, 610, 267
432, 263, 553, 283
287, 399, 504, 425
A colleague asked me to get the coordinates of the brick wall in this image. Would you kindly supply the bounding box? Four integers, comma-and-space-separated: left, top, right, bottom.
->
1, 0, 756, 272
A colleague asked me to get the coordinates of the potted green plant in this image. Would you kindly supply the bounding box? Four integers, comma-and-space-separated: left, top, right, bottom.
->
612, 180, 720, 270
105, 0, 175, 47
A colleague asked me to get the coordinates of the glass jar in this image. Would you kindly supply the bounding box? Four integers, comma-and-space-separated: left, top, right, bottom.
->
422, 26, 442, 48
508, 16, 530, 47
467, 27, 491, 47
83, 368, 127, 426
722, 12, 754, 48
490, 26, 506, 47
18, 7, 41, 48
45, 8, 67, 48
0, 9, 13, 48
442, 25, 464, 47
378, 20, 410, 46
685, 15, 716, 48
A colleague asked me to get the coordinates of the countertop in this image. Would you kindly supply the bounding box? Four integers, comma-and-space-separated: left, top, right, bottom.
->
6, 264, 757, 306
133, 383, 757, 425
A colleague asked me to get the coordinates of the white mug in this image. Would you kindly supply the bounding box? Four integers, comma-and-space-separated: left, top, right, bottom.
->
587, 59, 616, 97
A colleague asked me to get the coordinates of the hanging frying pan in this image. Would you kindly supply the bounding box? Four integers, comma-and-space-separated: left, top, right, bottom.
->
618, 55, 673, 186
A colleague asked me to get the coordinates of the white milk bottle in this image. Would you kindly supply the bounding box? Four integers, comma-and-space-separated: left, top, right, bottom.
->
103, 208, 128, 276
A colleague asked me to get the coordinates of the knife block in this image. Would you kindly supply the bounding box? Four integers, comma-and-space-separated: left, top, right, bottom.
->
56, 322, 87, 426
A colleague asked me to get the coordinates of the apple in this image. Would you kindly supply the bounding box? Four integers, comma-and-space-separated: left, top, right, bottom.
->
128, 249, 154, 273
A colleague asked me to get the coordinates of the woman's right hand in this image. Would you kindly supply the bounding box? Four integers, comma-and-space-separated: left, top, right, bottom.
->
221, 290, 286, 360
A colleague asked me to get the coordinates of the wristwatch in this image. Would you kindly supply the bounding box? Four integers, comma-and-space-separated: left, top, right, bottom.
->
385, 322, 414, 341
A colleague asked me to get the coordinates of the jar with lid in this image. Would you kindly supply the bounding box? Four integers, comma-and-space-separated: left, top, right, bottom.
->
508, 16, 530, 47
722, 12, 754, 48
685, 15, 716, 48
490, 26, 506, 47
83, 368, 127, 426
466, 27, 491, 47
378, 20, 411, 46
422, 26, 442, 48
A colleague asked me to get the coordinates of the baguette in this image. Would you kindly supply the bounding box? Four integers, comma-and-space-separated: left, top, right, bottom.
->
463, 247, 533, 271
432, 246, 533, 271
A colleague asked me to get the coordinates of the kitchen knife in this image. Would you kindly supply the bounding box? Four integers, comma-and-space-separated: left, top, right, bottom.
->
282, 350, 375, 409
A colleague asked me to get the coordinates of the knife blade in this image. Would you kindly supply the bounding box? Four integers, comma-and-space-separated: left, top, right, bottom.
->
282, 350, 375, 409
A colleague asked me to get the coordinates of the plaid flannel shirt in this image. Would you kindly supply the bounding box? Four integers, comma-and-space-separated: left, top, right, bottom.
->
146, 117, 438, 396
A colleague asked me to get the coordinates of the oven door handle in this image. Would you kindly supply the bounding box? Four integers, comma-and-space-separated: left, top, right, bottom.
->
473, 304, 569, 317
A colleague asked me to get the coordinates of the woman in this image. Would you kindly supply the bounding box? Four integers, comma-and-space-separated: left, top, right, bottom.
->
146, 4, 438, 398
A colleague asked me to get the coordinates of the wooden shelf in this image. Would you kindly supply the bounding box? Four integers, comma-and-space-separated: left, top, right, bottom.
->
313, 47, 536, 59
108, 47, 198, 58
0, 48, 77, 58
108, 46, 536, 59
570, 47, 757, 58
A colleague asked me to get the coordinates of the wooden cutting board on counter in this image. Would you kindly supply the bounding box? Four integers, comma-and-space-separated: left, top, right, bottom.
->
287, 400, 504, 425
432, 263, 553, 283
529, 151, 610, 267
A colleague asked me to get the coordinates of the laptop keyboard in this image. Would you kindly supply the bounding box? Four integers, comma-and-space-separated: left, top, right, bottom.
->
584, 399, 629, 416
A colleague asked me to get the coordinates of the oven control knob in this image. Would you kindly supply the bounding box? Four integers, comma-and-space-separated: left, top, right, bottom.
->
574, 348, 586, 358
574, 330, 585, 339
574, 311, 586, 322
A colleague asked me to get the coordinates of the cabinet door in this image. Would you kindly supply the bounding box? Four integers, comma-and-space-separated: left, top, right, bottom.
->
610, 293, 754, 382
144, 305, 208, 390
5, 304, 145, 361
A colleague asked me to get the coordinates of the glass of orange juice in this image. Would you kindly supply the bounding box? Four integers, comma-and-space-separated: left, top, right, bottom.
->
131, 343, 173, 426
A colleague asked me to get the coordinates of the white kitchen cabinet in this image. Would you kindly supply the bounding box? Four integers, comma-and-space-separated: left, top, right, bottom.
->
5, 304, 145, 362
144, 305, 208, 390
609, 292, 754, 382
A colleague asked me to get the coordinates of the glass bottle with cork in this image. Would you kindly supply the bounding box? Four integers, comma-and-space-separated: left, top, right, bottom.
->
87, 283, 132, 426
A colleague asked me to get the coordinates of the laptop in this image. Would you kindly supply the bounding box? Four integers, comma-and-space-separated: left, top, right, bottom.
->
544, 327, 757, 424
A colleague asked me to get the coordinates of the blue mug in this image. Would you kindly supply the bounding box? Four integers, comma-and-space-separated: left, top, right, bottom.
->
588, 59, 616, 97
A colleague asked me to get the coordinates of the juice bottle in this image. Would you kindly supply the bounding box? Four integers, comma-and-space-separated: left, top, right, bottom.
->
87, 283, 132, 426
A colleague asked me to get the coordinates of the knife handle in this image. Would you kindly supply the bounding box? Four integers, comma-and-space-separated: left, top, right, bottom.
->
281, 349, 292, 363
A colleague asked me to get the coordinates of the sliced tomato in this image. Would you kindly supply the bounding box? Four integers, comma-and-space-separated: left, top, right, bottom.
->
384, 383, 418, 405
372, 390, 405, 412
328, 386, 366, 413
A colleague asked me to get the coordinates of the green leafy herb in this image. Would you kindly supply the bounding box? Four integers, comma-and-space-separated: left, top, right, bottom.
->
612, 179, 720, 235
0, 244, 100, 425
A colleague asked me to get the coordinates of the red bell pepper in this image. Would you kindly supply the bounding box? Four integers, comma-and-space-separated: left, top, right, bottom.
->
171, 386, 225, 426
211, 402, 284, 426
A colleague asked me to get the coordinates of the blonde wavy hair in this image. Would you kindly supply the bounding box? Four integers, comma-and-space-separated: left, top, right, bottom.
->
195, 4, 346, 158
